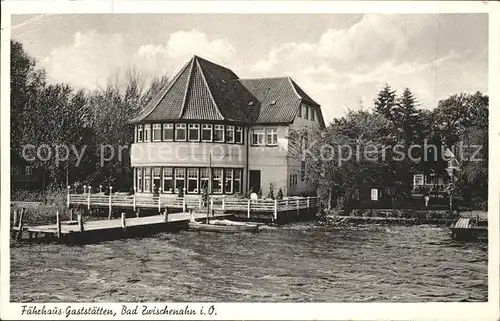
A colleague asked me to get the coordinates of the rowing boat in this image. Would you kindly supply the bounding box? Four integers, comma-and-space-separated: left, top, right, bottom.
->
188, 220, 259, 233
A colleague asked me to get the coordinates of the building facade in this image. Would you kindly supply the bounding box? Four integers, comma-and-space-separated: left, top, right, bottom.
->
130, 56, 325, 197
412, 147, 460, 194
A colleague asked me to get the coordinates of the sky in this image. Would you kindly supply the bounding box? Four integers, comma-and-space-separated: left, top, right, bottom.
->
11, 13, 488, 123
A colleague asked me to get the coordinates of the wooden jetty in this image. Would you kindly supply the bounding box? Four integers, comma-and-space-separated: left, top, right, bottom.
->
10, 189, 318, 243
450, 217, 488, 241
11, 208, 232, 243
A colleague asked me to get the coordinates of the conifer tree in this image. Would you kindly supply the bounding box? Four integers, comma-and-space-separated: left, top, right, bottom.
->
373, 83, 396, 120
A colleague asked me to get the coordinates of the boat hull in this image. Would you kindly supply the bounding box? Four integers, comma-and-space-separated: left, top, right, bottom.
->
188, 222, 259, 233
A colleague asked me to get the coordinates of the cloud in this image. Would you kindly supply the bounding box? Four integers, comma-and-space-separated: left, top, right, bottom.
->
247, 14, 486, 122
43, 29, 237, 90
134, 29, 236, 77
43, 30, 128, 90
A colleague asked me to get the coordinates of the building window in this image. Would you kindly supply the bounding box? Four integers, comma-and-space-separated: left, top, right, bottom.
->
300, 161, 305, 181
25, 166, 33, 176
188, 124, 200, 141
11, 166, 19, 176
187, 168, 199, 193
144, 124, 151, 142
152, 124, 162, 141
251, 128, 265, 145
311, 108, 315, 121
234, 169, 242, 193
134, 126, 138, 142
162, 167, 173, 193
224, 169, 233, 194
144, 168, 151, 192
137, 168, 143, 192
425, 174, 435, 186
298, 105, 302, 117
212, 168, 223, 194
200, 168, 209, 191
266, 128, 278, 146
304, 105, 309, 120
414, 174, 424, 186
152, 167, 161, 192
176, 124, 186, 141
236, 126, 243, 144
138, 125, 143, 142
214, 125, 224, 142
202, 124, 212, 142
226, 125, 235, 143
163, 123, 174, 141
175, 168, 185, 193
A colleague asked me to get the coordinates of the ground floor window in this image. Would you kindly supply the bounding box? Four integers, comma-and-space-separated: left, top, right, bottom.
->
200, 168, 209, 191
224, 169, 233, 193
153, 167, 161, 192
212, 168, 223, 194
163, 167, 173, 193
137, 168, 142, 192
234, 169, 241, 194
144, 168, 151, 192
175, 168, 185, 193
134, 166, 243, 194
187, 168, 199, 193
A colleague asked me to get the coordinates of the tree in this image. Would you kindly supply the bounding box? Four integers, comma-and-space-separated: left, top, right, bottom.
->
373, 83, 397, 120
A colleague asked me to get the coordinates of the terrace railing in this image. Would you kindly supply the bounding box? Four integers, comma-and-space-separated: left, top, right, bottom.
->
68, 186, 318, 220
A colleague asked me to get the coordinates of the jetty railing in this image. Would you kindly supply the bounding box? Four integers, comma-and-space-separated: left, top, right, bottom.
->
68, 187, 317, 220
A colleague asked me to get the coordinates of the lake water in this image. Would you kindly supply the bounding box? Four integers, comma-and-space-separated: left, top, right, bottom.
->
10, 223, 487, 302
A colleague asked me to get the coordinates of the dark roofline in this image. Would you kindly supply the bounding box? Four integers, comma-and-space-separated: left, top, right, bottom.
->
129, 58, 193, 124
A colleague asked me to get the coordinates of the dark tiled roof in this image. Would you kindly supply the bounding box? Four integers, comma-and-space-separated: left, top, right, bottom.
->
130, 55, 323, 126
237, 77, 300, 123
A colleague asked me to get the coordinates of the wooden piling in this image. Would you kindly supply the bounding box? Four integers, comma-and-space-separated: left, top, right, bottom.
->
108, 186, 113, 219
77, 214, 84, 232
164, 207, 169, 222
13, 209, 18, 227
136, 209, 140, 218
121, 212, 126, 230
56, 210, 61, 239
17, 208, 25, 240
247, 199, 251, 219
